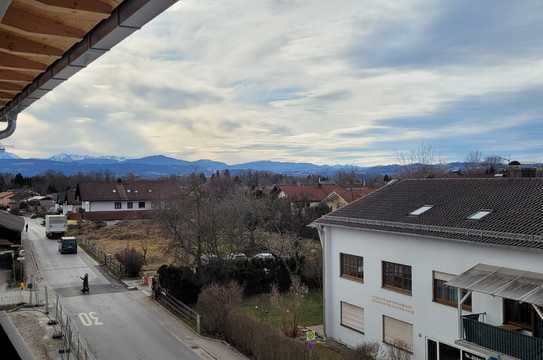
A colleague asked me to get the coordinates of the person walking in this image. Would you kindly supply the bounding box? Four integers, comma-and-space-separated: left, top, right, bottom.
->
80, 273, 89, 294
25, 223, 28, 232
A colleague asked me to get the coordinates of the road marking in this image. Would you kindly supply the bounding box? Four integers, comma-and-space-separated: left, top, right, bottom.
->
78, 312, 103, 326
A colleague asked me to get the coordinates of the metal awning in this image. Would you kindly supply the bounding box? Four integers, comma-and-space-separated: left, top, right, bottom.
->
446, 263, 543, 307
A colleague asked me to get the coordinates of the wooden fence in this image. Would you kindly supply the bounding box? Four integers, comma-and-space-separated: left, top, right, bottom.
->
78, 238, 126, 278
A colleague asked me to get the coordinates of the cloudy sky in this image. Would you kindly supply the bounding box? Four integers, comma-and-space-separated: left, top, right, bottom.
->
7, 0, 543, 165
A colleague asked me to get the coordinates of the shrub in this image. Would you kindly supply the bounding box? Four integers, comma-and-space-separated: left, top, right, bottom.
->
274, 259, 292, 293
197, 282, 242, 335
158, 265, 202, 305
199, 257, 292, 296
271, 279, 308, 338
159, 257, 293, 304
115, 248, 144, 277
224, 311, 306, 360
346, 343, 379, 360
301, 249, 322, 289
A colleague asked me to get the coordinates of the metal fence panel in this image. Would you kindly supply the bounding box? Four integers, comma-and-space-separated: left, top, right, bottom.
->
463, 317, 543, 360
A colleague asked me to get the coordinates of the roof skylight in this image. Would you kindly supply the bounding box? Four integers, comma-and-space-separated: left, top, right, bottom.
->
409, 205, 433, 216
468, 210, 492, 220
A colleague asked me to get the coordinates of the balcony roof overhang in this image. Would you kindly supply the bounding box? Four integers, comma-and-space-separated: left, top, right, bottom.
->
0, 0, 178, 119
446, 263, 543, 307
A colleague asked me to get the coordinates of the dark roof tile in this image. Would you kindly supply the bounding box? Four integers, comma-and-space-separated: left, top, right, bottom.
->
316, 178, 543, 249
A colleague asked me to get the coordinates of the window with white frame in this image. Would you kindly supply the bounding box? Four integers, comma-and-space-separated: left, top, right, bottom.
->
340, 301, 364, 334
114, 202, 122, 209
383, 315, 413, 353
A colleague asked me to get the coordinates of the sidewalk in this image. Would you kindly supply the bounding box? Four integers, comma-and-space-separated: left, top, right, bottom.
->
135, 290, 248, 360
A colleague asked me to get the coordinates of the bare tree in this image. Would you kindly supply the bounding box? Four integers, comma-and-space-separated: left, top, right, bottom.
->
465, 150, 483, 175
385, 342, 411, 360
397, 142, 444, 178
271, 279, 308, 338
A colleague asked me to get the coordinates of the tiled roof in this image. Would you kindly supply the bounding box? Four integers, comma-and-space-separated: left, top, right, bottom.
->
315, 178, 543, 250
0, 210, 24, 233
278, 184, 371, 203
77, 181, 181, 202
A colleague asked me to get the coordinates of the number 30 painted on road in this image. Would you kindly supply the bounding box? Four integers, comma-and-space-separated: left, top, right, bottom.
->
78, 312, 103, 326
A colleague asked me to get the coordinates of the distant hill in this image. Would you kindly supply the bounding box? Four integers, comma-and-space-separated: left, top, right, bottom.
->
0, 152, 531, 178
0, 151, 19, 160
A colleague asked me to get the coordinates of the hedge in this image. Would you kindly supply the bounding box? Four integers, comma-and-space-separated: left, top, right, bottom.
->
158, 257, 292, 303
224, 311, 351, 360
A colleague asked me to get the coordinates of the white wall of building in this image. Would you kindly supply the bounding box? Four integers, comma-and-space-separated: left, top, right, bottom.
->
85, 200, 151, 212
321, 225, 543, 358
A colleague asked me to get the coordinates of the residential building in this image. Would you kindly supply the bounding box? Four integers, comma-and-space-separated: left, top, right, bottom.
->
314, 178, 543, 360
25, 195, 56, 212
75, 180, 181, 221
273, 184, 372, 211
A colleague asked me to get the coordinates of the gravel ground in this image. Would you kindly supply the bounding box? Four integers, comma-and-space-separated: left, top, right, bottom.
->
9, 309, 61, 360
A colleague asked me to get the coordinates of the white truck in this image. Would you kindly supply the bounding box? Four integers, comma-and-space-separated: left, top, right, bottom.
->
45, 215, 67, 239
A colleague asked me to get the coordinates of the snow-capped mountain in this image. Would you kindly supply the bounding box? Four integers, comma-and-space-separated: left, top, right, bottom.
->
48, 153, 127, 162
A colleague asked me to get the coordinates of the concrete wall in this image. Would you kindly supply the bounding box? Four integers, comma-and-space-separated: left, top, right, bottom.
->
322, 225, 543, 358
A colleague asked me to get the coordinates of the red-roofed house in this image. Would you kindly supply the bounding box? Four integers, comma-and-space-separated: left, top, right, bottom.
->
273, 184, 372, 211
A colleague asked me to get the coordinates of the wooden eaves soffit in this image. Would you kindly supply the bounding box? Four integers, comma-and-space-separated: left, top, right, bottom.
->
0, 0, 178, 124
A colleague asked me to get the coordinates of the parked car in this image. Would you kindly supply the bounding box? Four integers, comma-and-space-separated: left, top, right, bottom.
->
253, 252, 275, 260
200, 254, 219, 265
58, 237, 77, 254
225, 253, 248, 261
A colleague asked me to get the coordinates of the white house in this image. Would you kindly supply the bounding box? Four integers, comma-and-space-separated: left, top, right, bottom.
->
76, 180, 181, 221
314, 178, 543, 360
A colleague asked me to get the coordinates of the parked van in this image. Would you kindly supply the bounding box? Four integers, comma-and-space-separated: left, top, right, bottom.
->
58, 237, 77, 254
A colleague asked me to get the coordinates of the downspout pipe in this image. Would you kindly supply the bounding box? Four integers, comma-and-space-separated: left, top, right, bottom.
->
0, 112, 17, 140
317, 224, 327, 337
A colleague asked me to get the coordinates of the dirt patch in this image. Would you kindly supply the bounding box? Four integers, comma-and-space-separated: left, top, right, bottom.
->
9, 310, 60, 360
78, 221, 174, 271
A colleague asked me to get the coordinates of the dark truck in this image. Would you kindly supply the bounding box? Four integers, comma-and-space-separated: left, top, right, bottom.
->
58, 236, 77, 254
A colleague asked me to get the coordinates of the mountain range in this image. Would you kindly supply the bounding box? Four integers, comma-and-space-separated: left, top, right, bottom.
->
0, 151, 506, 178
0, 151, 407, 177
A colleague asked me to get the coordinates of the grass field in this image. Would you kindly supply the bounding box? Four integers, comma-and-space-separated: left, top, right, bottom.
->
241, 290, 323, 328
76, 221, 174, 271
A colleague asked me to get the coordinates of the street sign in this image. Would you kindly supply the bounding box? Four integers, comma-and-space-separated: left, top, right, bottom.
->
306, 329, 316, 342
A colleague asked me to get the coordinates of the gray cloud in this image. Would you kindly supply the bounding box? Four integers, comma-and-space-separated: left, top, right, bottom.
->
10, 0, 543, 166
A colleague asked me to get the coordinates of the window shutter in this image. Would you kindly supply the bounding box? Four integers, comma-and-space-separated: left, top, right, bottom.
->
383, 316, 413, 352
341, 302, 364, 333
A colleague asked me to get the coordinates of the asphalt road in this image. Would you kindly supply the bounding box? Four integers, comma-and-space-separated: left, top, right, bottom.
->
25, 219, 202, 360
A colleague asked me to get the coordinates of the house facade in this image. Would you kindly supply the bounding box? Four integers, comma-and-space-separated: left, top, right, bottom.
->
314, 178, 543, 360
76, 180, 181, 221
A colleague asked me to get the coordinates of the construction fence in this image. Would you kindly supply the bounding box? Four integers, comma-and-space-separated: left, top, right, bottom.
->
0, 284, 94, 360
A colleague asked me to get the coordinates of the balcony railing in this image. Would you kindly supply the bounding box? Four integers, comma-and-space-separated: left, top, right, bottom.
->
463, 317, 543, 360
